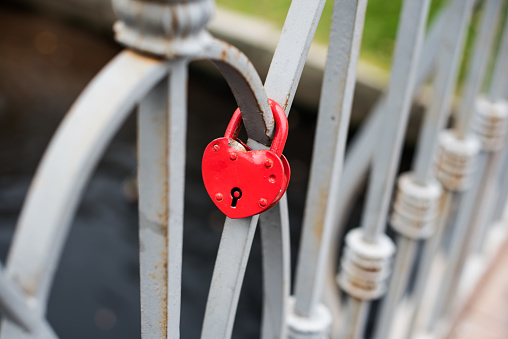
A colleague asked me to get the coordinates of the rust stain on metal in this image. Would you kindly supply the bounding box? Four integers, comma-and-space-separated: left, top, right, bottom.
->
312, 186, 328, 242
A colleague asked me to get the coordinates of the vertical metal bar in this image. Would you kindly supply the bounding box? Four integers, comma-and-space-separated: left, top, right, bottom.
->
404, 190, 453, 338
259, 195, 290, 339
489, 9, 508, 101
338, 297, 370, 339
373, 236, 417, 339
361, 0, 431, 243
166, 59, 188, 338
412, 0, 477, 184
494, 149, 508, 220
293, 0, 368, 318
428, 159, 486, 327
455, 0, 505, 139
138, 59, 188, 339
138, 78, 170, 339
491, 14, 508, 221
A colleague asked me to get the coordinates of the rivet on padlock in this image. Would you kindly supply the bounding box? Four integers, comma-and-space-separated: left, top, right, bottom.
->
202, 99, 291, 219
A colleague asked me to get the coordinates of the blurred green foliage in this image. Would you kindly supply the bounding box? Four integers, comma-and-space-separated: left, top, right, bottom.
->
216, 0, 448, 68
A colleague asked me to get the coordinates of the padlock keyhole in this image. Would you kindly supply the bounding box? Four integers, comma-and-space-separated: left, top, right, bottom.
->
231, 187, 242, 208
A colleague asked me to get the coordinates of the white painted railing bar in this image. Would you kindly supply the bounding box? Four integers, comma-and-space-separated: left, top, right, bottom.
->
292, 0, 367, 326
0, 265, 57, 339
259, 196, 291, 339
489, 8, 508, 102
263, 0, 326, 112
404, 191, 454, 338
201, 216, 260, 339
491, 12, 508, 224
425, 0, 503, 330
138, 75, 174, 338
165, 59, 189, 338
337, 296, 369, 339
454, 0, 505, 140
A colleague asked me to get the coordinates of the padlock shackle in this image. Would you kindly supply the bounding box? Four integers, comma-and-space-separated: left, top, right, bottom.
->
224, 99, 288, 157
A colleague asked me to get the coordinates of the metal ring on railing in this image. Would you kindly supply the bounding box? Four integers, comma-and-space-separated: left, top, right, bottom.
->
435, 129, 481, 191
390, 173, 443, 239
338, 228, 395, 301
473, 97, 508, 152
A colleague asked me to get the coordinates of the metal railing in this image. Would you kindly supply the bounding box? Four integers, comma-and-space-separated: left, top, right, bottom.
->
1, 0, 508, 338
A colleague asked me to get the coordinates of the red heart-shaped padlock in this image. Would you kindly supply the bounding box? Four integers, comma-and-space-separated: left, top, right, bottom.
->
202, 99, 290, 219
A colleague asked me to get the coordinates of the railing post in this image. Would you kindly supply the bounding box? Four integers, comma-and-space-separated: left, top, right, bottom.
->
112, 0, 214, 336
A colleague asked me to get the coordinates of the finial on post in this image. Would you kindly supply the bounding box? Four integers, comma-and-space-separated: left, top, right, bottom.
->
112, 0, 214, 57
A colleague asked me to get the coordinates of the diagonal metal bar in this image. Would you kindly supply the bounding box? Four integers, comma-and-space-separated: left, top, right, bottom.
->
294, 0, 368, 318
264, 0, 326, 112
196, 39, 275, 339
404, 190, 454, 339
200, 216, 259, 339
200, 1, 328, 337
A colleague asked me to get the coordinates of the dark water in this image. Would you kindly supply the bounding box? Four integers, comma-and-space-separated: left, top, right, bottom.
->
0, 6, 320, 338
